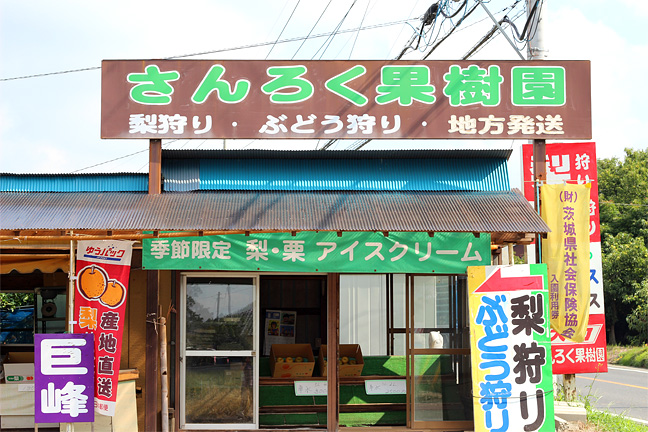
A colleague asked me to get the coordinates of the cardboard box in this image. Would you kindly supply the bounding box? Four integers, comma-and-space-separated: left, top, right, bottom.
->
2, 352, 35, 384
270, 344, 315, 378
319, 344, 364, 377
3, 363, 34, 384
7, 352, 34, 363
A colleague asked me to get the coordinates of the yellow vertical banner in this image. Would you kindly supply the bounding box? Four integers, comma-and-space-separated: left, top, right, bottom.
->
540, 183, 591, 342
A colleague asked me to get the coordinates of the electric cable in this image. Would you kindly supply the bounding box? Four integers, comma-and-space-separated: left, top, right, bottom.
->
396, 7, 431, 59
264, 0, 293, 41
351, 0, 525, 152
70, 139, 180, 173
422, 0, 480, 59
524, 0, 544, 43
387, 0, 422, 59
502, 0, 541, 41
1, 19, 418, 82
71, 149, 149, 173
291, 0, 334, 60
439, 0, 468, 19
464, 7, 527, 59
313, 0, 358, 60
461, 16, 504, 59
349, 0, 372, 59
266, 0, 302, 59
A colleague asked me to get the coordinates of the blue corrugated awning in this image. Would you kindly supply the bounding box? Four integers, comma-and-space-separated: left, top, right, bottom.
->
0, 173, 148, 192
162, 149, 512, 192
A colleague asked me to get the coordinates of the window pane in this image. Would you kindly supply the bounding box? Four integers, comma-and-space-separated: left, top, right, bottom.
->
339, 275, 387, 355
36, 292, 66, 335
413, 276, 454, 349
0, 303, 34, 345
393, 274, 406, 328
185, 356, 254, 424
186, 277, 254, 351
393, 333, 406, 356
413, 354, 473, 421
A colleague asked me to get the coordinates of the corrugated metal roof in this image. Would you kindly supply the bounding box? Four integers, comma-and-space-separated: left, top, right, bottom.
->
0, 190, 548, 234
0, 174, 148, 192
163, 155, 511, 192
163, 149, 514, 160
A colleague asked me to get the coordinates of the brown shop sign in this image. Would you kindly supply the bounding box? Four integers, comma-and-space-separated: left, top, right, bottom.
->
101, 60, 591, 140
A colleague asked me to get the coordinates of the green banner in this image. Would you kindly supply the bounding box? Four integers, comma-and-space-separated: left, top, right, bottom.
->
142, 231, 490, 273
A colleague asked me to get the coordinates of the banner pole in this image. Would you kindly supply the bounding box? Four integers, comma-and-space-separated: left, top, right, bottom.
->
66, 237, 76, 432
68, 237, 76, 333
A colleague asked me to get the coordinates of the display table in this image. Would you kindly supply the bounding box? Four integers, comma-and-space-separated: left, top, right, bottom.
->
259, 356, 409, 427
0, 369, 138, 430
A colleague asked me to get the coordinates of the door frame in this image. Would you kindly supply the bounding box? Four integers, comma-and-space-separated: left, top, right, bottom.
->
406, 274, 473, 431
179, 272, 260, 430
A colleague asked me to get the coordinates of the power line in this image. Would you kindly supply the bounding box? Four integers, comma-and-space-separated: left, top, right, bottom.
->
266, 0, 302, 59
351, 0, 526, 152
313, 0, 358, 60
1, 66, 101, 82
292, 0, 333, 60
349, 0, 372, 59
70, 139, 180, 173
1, 18, 417, 82
502, 0, 542, 42
466, 8, 527, 59
70, 149, 149, 173
422, 0, 481, 60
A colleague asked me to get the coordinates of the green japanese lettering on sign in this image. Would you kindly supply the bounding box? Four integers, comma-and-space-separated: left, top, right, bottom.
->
191, 64, 250, 104
325, 65, 368, 107
262, 65, 314, 103
375, 66, 436, 106
127, 65, 180, 105
511, 66, 566, 106
443, 65, 503, 107
142, 231, 490, 273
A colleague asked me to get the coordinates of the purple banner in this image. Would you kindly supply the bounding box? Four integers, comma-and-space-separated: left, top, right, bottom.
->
35, 334, 95, 423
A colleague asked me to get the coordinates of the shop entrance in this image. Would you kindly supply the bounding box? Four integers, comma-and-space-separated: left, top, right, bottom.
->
180, 273, 259, 430
407, 275, 473, 431
178, 273, 473, 431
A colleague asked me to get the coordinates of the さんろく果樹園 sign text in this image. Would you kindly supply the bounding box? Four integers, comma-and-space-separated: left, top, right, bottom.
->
102, 60, 591, 140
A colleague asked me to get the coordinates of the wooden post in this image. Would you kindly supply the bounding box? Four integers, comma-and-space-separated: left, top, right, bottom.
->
149, 138, 162, 194
533, 138, 546, 263
563, 374, 577, 401
145, 271, 159, 432
326, 274, 340, 432
146, 138, 162, 431
160, 316, 169, 432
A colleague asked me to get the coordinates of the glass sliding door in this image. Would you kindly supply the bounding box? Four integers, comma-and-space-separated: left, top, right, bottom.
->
180, 274, 259, 430
407, 275, 473, 431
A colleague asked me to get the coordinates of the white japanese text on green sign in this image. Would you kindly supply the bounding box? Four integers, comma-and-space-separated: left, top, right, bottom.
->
142, 231, 490, 273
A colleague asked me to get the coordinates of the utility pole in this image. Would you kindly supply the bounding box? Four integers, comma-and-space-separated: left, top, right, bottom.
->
527, 0, 577, 402
529, 0, 547, 260
528, 0, 546, 261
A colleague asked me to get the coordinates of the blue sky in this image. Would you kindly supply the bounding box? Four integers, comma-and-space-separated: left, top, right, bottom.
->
1, 0, 646, 188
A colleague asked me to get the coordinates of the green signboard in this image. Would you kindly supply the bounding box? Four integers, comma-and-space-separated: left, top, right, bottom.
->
142, 231, 490, 273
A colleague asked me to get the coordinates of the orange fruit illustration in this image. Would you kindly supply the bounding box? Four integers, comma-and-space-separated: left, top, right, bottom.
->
78, 265, 107, 299
100, 279, 125, 308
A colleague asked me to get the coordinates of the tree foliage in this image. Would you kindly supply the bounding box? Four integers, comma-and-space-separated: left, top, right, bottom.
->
0, 292, 34, 311
598, 148, 648, 344
601, 233, 648, 344
627, 279, 648, 345
599, 148, 648, 247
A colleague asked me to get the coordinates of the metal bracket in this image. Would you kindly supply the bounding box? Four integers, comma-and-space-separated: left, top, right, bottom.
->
477, 0, 525, 60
